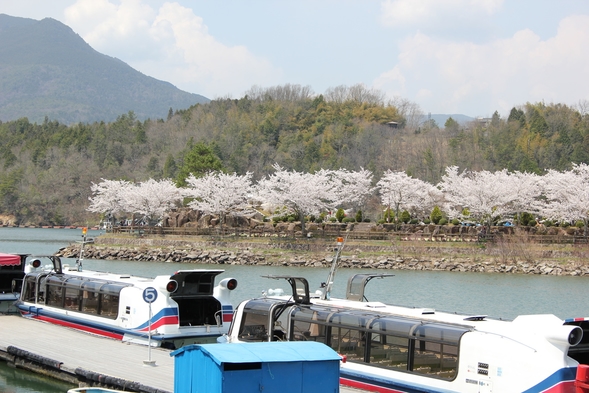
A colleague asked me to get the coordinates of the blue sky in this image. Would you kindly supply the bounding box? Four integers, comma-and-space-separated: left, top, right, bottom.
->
1, 0, 589, 118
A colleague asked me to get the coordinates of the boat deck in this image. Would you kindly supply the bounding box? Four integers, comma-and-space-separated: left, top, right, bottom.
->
0, 315, 365, 392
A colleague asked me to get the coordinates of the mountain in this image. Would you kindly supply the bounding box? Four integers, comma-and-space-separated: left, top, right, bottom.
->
422, 113, 475, 127
0, 14, 209, 124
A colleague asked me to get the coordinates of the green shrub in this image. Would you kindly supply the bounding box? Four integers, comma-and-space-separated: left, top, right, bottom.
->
576, 220, 585, 228
315, 216, 323, 223
423, 219, 431, 224
562, 221, 570, 228
451, 218, 460, 225
355, 210, 363, 222
430, 206, 443, 224
518, 212, 535, 226
438, 218, 448, 225
342, 217, 354, 223
335, 208, 345, 223
364, 218, 371, 223
410, 218, 418, 224
377, 219, 385, 224
401, 210, 411, 224
329, 217, 337, 223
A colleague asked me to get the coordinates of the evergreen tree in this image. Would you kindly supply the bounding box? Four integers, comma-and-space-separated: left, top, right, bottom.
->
175, 143, 224, 187
163, 154, 177, 179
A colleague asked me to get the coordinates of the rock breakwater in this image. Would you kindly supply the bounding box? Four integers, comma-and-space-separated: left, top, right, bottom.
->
54, 236, 589, 277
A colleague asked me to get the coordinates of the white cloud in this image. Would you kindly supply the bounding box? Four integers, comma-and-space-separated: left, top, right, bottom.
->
380, 0, 504, 29
63, 0, 282, 98
374, 14, 589, 116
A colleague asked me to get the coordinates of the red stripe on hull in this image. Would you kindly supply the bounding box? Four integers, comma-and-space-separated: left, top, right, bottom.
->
137, 315, 179, 331
341, 377, 575, 393
223, 314, 233, 322
340, 377, 406, 393
32, 315, 124, 340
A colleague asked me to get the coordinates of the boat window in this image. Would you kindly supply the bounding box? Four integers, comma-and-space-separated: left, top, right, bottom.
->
290, 307, 332, 343
291, 318, 328, 343
100, 293, 119, 319
22, 276, 38, 302
81, 280, 105, 292
412, 323, 467, 345
368, 333, 410, 370
81, 290, 100, 314
291, 306, 332, 324
330, 327, 365, 361
46, 275, 67, 286
236, 299, 283, 342
365, 320, 465, 380
412, 338, 458, 379
329, 311, 372, 329
370, 317, 419, 338
238, 312, 269, 342
100, 283, 129, 296
64, 286, 81, 311
46, 283, 64, 307
64, 277, 86, 289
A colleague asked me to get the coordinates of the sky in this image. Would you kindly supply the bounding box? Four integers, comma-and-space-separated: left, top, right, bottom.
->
1, 0, 589, 118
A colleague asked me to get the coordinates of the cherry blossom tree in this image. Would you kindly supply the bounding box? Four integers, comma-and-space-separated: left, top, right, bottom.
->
329, 168, 375, 213
87, 179, 132, 226
377, 170, 434, 223
255, 164, 354, 235
438, 167, 518, 228
122, 178, 183, 225
184, 171, 254, 226
508, 171, 543, 224
539, 163, 589, 236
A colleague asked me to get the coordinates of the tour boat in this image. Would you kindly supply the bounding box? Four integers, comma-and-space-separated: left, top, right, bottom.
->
221, 237, 589, 393
15, 230, 238, 349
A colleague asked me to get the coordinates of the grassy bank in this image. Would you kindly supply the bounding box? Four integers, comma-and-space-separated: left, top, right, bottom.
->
93, 231, 589, 268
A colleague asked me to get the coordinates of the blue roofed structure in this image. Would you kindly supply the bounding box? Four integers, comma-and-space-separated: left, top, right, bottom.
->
171, 342, 341, 393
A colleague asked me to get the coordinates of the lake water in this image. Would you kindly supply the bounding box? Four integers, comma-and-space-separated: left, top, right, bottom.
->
2, 227, 589, 391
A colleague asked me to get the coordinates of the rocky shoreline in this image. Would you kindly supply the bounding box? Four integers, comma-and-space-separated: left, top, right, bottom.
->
53, 235, 589, 277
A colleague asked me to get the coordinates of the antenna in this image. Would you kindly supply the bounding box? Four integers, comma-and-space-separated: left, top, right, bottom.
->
321, 234, 347, 300
75, 227, 88, 272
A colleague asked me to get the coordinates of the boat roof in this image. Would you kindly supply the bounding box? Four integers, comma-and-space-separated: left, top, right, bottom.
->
29, 264, 225, 290
171, 342, 341, 363
0, 253, 21, 266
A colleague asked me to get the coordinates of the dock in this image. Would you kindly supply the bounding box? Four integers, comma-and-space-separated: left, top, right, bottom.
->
0, 316, 366, 392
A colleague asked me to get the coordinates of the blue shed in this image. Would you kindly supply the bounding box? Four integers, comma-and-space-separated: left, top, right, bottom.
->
170, 342, 341, 393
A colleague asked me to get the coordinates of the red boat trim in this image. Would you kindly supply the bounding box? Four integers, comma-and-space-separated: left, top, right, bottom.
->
31, 314, 124, 340
340, 377, 407, 393
137, 315, 179, 332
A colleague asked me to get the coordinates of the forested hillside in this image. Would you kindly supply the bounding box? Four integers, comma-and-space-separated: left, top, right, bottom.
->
0, 14, 208, 124
1, 83, 588, 226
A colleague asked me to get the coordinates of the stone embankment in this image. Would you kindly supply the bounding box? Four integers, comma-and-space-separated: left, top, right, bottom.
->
54, 235, 589, 277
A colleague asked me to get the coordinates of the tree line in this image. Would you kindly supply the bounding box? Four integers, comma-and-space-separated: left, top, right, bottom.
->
1, 83, 588, 226
89, 164, 589, 237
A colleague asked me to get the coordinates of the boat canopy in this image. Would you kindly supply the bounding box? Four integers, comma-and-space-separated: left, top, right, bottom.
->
0, 253, 21, 266
346, 273, 394, 301
45, 275, 131, 295
290, 304, 471, 345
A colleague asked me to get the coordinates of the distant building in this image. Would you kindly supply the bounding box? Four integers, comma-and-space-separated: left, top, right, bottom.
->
386, 121, 399, 128
475, 117, 492, 127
